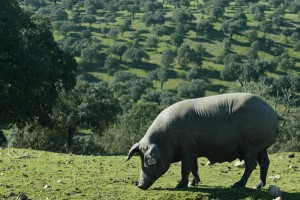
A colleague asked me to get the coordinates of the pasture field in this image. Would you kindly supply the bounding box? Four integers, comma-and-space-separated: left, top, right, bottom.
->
0, 148, 299, 199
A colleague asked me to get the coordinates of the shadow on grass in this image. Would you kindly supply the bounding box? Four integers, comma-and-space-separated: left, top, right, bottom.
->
80, 73, 101, 82
231, 37, 250, 48
128, 61, 159, 72
190, 37, 216, 44
207, 84, 227, 94
152, 186, 300, 200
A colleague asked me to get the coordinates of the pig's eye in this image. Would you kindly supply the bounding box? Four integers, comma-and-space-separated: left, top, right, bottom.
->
140, 146, 148, 154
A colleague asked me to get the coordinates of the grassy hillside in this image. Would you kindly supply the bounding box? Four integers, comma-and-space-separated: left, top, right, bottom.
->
0, 148, 299, 199
37, 0, 300, 95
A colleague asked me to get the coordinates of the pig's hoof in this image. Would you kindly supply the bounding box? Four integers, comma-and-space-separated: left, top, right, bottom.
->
175, 181, 188, 190
188, 179, 200, 187
254, 180, 265, 189
231, 181, 245, 188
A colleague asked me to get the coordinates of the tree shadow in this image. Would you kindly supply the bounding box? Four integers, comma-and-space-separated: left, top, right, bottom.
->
68, 32, 81, 40
167, 69, 180, 79
203, 51, 215, 59
190, 37, 216, 44
201, 68, 221, 79
207, 84, 227, 94
209, 29, 226, 41
152, 186, 300, 200
128, 61, 159, 72
230, 37, 250, 48
164, 25, 175, 35
80, 73, 101, 82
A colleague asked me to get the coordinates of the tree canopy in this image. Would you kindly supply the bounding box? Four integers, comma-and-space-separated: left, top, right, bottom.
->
0, 0, 77, 127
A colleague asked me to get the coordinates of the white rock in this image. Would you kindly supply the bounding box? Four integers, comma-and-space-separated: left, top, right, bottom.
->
268, 185, 282, 197
268, 175, 281, 181
57, 180, 63, 183
273, 197, 282, 200
43, 184, 51, 189
234, 160, 245, 168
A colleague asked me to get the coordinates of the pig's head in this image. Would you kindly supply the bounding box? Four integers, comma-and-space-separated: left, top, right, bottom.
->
127, 142, 170, 190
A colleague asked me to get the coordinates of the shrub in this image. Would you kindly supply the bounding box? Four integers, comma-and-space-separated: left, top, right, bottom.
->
177, 79, 207, 98
270, 107, 300, 153
101, 102, 163, 155
186, 67, 202, 81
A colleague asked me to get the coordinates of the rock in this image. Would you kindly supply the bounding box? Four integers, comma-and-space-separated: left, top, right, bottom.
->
273, 197, 282, 200
57, 179, 63, 183
268, 175, 281, 181
289, 165, 298, 170
234, 160, 245, 168
288, 153, 295, 158
5, 192, 15, 198
43, 184, 51, 189
16, 193, 28, 200
268, 185, 282, 197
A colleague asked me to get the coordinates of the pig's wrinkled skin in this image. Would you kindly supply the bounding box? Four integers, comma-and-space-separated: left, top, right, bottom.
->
127, 93, 279, 190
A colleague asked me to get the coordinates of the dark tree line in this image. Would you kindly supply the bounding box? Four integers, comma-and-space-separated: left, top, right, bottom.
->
0, 0, 77, 127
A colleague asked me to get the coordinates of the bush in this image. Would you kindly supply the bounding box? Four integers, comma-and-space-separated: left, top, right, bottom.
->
293, 41, 300, 51
141, 88, 161, 104
289, 75, 300, 92
177, 79, 207, 99
8, 125, 104, 155
270, 108, 300, 153
8, 124, 66, 152
101, 102, 163, 155
221, 62, 242, 81
159, 91, 180, 107
272, 76, 292, 95
186, 67, 202, 81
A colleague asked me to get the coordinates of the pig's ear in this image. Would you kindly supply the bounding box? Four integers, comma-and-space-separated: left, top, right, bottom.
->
126, 143, 140, 161
144, 145, 161, 167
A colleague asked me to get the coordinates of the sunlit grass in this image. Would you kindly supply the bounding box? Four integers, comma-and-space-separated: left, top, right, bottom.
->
0, 148, 299, 199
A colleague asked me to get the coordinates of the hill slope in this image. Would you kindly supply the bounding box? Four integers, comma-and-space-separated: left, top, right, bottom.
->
0, 148, 299, 199
27, 0, 300, 95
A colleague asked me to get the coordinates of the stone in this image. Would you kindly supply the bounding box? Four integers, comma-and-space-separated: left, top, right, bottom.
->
16, 193, 28, 200
288, 153, 295, 158
268, 175, 281, 181
268, 185, 282, 197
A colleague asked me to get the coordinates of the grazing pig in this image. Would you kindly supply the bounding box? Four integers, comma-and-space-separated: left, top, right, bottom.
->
127, 93, 279, 190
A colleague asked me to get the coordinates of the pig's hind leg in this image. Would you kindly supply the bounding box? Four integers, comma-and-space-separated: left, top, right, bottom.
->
231, 150, 257, 188
189, 159, 200, 186
254, 149, 270, 189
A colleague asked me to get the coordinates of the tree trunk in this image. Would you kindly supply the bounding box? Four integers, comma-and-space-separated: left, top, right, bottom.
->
160, 81, 164, 90
67, 126, 76, 153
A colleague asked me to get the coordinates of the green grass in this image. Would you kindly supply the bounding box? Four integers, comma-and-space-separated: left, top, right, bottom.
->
1, 148, 299, 199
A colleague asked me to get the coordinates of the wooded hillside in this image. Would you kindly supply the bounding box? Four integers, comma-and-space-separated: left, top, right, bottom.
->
1, 0, 300, 154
